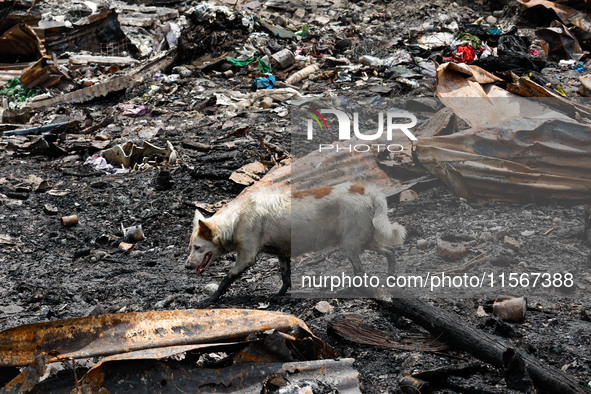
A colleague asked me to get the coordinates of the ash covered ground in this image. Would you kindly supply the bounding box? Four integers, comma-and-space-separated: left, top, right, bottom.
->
1, 0, 591, 391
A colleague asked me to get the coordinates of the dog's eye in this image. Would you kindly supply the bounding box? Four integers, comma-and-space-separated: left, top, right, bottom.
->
194, 246, 201, 251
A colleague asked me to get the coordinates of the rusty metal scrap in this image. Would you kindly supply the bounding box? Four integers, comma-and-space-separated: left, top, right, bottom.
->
101, 140, 178, 169
42, 9, 129, 55
328, 316, 448, 352
0, 23, 46, 61
415, 115, 591, 203
426, 62, 591, 203
0, 308, 334, 368
0, 309, 342, 393
435, 63, 519, 128
229, 135, 419, 208
517, 0, 591, 33
20, 57, 76, 90
28, 49, 176, 109
227, 150, 410, 209
34, 358, 361, 394
0, 354, 50, 394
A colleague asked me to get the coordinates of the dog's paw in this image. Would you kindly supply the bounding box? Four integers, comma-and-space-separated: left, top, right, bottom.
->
193, 298, 217, 309
271, 293, 289, 304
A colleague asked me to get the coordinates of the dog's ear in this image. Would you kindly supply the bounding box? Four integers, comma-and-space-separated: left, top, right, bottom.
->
198, 220, 214, 242
193, 209, 205, 228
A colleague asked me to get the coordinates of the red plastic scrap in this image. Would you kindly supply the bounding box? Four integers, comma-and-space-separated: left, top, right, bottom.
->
454, 46, 476, 64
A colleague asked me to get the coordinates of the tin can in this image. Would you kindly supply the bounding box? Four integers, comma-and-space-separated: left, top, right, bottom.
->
271, 49, 295, 69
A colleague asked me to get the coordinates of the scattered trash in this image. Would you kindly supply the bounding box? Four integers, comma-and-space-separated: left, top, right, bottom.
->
270, 48, 295, 69
476, 305, 488, 318
60, 215, 78, 227
226, 56, 273, 73
100, 140, 178, 170
359, 50, 413, 67
252, 74, 276, 90
153, 22, 181, 52
122, 225, 145, 243
115, 103, 150, 117
412, 32, 455, 50
579, 74, 591, 96
118, 241, 135, 253
84, 155, 129, 174
399, 376, 430, 394
285, 64, 320, 85
214, 88, 301, 111
314, 301, 334, 314
492, 296, 527, 323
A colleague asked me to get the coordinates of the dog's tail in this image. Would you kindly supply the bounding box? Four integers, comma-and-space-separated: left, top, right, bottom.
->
369, 187, 406, 247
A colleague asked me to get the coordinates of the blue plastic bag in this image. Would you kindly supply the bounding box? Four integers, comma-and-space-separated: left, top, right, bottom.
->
252, 75, 275, 90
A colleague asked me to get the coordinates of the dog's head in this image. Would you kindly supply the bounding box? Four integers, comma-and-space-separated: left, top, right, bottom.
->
186, 210, 223, 275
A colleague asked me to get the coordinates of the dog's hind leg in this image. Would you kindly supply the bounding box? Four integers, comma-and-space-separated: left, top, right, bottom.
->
343, 244, 364, 276
276, 254, 291, 296
384, 247, 397, 276
209, 247, 257, 302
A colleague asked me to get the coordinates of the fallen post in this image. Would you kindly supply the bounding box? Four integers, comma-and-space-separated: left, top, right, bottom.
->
376, 297, 591, 394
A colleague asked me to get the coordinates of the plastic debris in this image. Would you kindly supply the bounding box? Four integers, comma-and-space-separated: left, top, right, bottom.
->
100, 140, 178, 170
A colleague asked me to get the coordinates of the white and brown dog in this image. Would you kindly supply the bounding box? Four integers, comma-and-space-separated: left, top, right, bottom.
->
186, 182, 406, 302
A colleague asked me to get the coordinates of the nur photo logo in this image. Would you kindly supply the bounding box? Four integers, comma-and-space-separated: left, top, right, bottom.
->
303, 107, 418, 153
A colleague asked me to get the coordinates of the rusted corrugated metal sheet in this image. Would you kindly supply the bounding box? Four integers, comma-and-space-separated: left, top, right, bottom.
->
224, 153, 401, 209
229, 136, 417, 208
0, 308, 334, 367
0, 309, 351, 393
0, 23, 46, 61
517, 0, 591, 32
425, 62, 591, 203
415, 116, 591, 203
32, 358, 361, 394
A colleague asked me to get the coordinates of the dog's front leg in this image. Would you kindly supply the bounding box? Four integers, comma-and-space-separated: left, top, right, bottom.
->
209, 248, 257, 302
276, 254, 291, 296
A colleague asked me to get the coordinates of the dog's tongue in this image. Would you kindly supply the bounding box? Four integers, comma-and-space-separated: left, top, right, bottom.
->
195, 252, 211, 276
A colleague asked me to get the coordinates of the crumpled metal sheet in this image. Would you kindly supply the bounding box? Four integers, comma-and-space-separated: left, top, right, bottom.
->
517, 0, 591, 33
430, 61, 591, 202
536, 19, 588, 61
0, 309, 334, 368
415, 116, 591, 203
33, 358, 361, 394
435, 62, 534, 128
0, 23, 46, 59
228, 148, 406, 209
